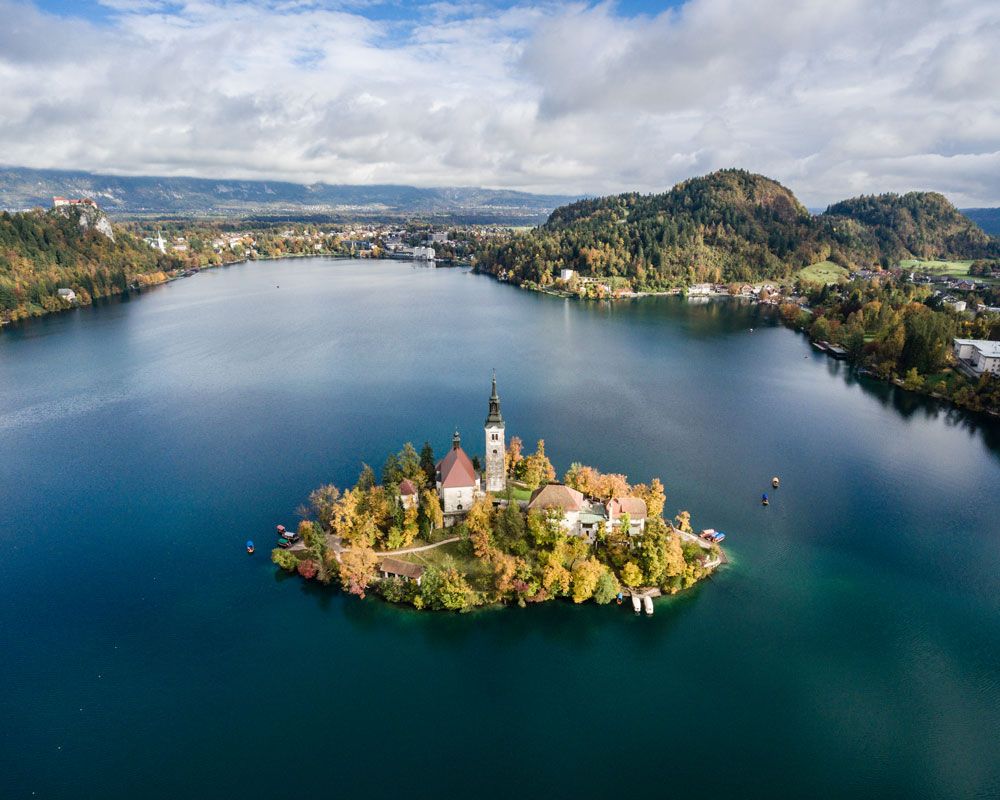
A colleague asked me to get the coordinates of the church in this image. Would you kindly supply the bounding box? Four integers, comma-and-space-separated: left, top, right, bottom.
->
436, 372, 506, 525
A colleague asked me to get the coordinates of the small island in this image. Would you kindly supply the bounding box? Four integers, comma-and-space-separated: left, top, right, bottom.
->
271, 373, 723, 612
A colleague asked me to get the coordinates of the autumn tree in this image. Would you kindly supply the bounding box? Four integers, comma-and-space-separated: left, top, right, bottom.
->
674, 510, 693, 533
518, 439, 556, 489
338, 544, 380, 598
633, 478, 666, 518
420, 489, 443, 531
465, 495, 495, 559
621, 561, 643, 587
570, 557, 604, 603
505, 435, 524, 476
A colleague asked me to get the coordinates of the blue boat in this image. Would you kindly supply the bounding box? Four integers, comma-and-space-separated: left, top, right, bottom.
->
713, 531, 726, 543
246, 540, 255, 554
762, 493, 769, 506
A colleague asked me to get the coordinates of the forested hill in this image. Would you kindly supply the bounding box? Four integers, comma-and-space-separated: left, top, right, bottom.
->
476, 169, 1000, 290
821, 192, 996, 264
0, 205, 180, 322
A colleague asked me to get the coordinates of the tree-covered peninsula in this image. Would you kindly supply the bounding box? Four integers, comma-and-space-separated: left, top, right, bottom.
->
0, 204, 181, 322
271, 378, 721, 612
475, 169, 1000, 291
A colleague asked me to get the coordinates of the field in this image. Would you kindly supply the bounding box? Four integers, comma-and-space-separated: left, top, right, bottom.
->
897, 259, 975, 276
797, 261, 849, 285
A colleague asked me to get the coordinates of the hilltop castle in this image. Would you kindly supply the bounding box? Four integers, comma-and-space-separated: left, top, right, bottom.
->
435, 372, 506, 525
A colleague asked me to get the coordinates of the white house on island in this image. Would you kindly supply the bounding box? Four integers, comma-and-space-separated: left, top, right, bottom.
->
527, 484, 648, 543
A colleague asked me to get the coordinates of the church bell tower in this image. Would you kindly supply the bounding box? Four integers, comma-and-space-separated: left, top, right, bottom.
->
484, 370, 506, 493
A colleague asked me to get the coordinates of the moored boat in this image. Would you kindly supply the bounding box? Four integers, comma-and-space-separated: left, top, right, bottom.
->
761, 493, 769, 506
643, 595, 654, 616
631, 594, 641, 614
772, 476, 780, 488
246, 540, 255, 554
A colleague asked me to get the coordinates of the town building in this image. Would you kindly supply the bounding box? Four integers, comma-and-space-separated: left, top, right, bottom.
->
560, 269, 576, 282
52, 197, 97, 209
413, 245, 436, 261
953, 338, 1000, 377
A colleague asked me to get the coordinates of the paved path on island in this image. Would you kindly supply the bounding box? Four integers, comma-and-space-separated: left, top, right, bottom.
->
326, 533, 461, 562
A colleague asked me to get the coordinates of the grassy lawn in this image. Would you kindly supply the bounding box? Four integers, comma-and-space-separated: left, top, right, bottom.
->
505, 484, 533, 502
394, 540, 494, 589
797, 261, 849, 285
898, 258, 974, 276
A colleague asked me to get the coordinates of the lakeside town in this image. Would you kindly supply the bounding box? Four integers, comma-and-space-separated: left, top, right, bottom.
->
6, 195, 998, 415
268, 373, 724, 613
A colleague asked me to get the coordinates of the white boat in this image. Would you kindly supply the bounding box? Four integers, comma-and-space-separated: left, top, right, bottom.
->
643, 595, 654, 616
631, 594, 641, 614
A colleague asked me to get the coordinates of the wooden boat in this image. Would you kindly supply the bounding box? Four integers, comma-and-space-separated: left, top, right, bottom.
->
643, 596, 654, 616
631, 594, 641, 614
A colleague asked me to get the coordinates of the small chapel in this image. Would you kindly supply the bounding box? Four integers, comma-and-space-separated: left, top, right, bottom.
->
436, 372, 506, 525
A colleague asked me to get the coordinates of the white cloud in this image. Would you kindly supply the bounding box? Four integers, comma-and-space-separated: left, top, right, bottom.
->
0, 0, 998, 205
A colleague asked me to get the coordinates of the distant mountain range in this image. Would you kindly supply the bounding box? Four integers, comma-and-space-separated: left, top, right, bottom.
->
960, 208, 1000, 236
0, 166, 578, 223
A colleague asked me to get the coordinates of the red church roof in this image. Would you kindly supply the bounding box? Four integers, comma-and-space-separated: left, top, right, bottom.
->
399, 478, 418, 496
437, 446, 477, 489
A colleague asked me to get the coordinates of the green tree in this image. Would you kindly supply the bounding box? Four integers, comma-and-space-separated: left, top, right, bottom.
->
419, 441, 436, 485
592, 569, 620, 604
308, 484, 341, 530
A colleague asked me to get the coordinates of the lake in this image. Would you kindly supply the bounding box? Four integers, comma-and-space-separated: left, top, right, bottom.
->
1, 258, 998, 799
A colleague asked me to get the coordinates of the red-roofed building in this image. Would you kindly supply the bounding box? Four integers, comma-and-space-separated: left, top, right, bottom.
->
398, 478, 418, 510
52, 196, 98, 209
607, 496, 647, 533
436, 430, 481, 522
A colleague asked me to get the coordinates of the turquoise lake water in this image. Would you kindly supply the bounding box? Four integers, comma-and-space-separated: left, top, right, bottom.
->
0, 258, 998, 798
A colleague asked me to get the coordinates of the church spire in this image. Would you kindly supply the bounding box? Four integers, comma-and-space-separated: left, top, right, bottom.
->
452, 429, 461, 450
485, 369, 503, 426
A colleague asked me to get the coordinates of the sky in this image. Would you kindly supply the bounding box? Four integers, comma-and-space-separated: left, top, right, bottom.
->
2, 0, 999, 206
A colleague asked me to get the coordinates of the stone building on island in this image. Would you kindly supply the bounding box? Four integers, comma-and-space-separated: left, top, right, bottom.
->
435, 372, 507, 526
434, 373, 648, 539
436, 430, 481, 523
